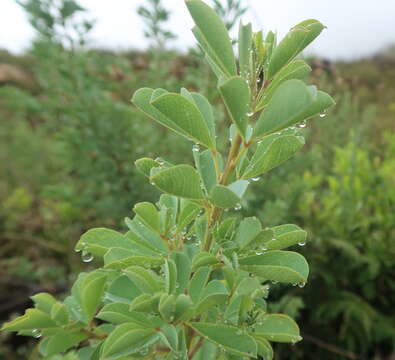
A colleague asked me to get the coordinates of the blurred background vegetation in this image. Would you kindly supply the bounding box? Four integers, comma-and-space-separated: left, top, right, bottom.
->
0, 0, 394, 359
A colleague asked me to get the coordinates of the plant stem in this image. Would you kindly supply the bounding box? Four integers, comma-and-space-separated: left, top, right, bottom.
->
188, 336, 204, 359
211, 148, 221, 180
203, 134, 244, 251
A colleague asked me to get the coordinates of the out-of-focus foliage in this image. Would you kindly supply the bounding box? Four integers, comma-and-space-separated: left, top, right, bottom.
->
1, 0, 395, 359
138, 0, 176, 49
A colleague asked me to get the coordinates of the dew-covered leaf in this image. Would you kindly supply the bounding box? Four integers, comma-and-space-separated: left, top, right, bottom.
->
150, 165, 204, 200
239, 250, 309, 283
189, 322, 257, 357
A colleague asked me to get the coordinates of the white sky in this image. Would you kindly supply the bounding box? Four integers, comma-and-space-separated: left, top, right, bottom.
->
0, 0, 394, 60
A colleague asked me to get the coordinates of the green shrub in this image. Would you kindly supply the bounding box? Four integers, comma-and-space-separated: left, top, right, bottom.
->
1, 1, 335, 359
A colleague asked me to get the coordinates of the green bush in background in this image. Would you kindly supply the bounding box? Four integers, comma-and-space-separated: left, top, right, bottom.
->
0, 0, 394, 359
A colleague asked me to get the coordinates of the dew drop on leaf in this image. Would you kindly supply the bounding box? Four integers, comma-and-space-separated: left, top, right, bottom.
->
32, 329, 42, 338
298, 240, 306, 246
298, 282, 306, 288
251, 176, 260, 182
82, 251, 93, 263
319, 112, 327, 118
234, 203, 242, 211
154, 157, 165, 165
192, 144, 200, 152
297, 120, 307, 128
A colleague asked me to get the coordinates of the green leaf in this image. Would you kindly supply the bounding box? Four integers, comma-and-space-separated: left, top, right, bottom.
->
209, 185, 240, 209
291, 90, 335, 124
209, 180, 248, 209
254, 314, 301, 343
132, 88, 190, 138
177, 200, 200, 232
219, 76, 250, 138
45, 331, 87, 356
164, 258, 178, 294
101, 324, 158, 360
267, 19, 325, 78
196, 280, 228, 314
135, 157, 160, 178
104, 252, 164, 270
238, 22, 253, 78
151, 93, 215, 148
75, 228, 134, 257
193, 149, 217, 194
151, 165, 204, 200
257, 60, 311, 111
251, 335, 273, 359
264, 224, 307, 250
130, 293, 161, 313
81, 271, 107, 320
239, 251, 309, 284
160, 324, 178, 351
174, 295, 194, 322
189, 91, 216, 141
158, 294, 176, 322
186, 0, 237, 77
188, 266, 211, 303
1, 309, 56, 332
189, 322, 257, 357
105, 275, 142, 304
253, 79, 313, 138
126, 218, 168, 254
242, 134, 304, 179
31, 293, 57, 314
97, 303, 151, 325
133, 202, 160, 233
125, 266, 162, 294
192, 252, 218, 271
50, 303, 69, 325
234, 217, 262, 249
171, 252, 191, 294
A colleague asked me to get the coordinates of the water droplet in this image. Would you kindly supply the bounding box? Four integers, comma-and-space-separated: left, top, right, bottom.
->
234, 203, 242, 211
319, 112, 327, 118
256, 251, 263, 255
82, 251, 93, 263
257, 78, 261, 83
74, 248, 81, 253
298, 282, 306, 288
251, 176, 260, 182
297, 120, 307, 128
192, 144, 200, 152
247, 111, 254, 117
155, 157, 165, 165
150, 181, 155, 186
298, 241, 306, 246
261, 246, 267, 251
292, 283, 298, 287
32, 329, 42, 338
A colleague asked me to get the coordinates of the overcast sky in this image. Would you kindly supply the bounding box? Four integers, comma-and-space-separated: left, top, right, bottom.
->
1, 0, 394, 60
